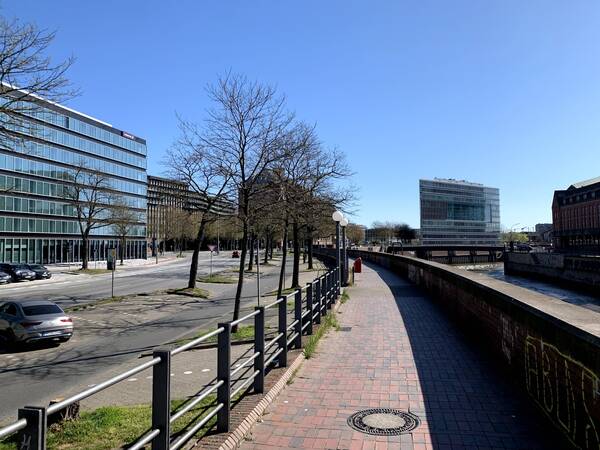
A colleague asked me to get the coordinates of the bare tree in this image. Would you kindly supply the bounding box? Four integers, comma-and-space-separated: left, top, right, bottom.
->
165, 116, 232, 289
110, 197, 141, 265
63, 164, 112, 270
200, 73, 293, 329
0, 16, 77, 146
164, 208, 198, 256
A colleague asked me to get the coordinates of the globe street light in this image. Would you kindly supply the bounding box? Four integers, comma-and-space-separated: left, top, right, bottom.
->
340, 217, 349, 286
332, 210, 343, 290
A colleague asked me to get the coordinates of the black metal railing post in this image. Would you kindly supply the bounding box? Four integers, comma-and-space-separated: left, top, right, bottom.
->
217, 322, 231, 432
18, 406, 46, 450
314, 278, 321, 324
336, 267, 340, 298
306, 282, 314, 335
151, 348, 171, 450
321, 275, 328, 317
294, 288, 302, 349
253, 306, 265, 394
326, 272, 332, 310
278, 297, 288, 367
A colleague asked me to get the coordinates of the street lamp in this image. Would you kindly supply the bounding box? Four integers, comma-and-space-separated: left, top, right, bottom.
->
340, 217, 349, 286
332, 210, 343, 289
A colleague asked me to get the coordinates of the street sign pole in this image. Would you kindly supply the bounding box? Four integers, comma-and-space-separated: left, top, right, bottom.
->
256, 237, 260, 307
110, 249, 116, 298
208, 244, 217, 279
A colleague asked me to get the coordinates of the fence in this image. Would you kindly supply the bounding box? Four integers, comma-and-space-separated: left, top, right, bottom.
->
0, 267, 341, 450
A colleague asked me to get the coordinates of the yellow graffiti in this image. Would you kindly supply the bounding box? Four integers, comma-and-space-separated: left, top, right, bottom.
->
525, 336, 599, 449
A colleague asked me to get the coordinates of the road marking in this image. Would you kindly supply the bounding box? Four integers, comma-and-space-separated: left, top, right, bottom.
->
146, 375, 153, 379
88, 384, 96, 387
170, 373, 174, 377
184, 371, 193, 375
201, 368, 210, 372
127, 378, 138, 382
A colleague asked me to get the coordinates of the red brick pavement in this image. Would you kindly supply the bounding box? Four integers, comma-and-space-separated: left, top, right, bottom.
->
240, 262, 558, 450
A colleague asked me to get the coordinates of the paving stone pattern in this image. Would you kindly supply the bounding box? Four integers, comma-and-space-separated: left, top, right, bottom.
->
241, 263, 558, 450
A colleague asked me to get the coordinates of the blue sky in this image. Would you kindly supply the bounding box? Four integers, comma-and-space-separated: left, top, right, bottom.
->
4, 1, 600, 230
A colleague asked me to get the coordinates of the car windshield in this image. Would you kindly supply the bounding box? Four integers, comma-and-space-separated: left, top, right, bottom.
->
22, 305, 63, 316
12, 265, 29, 270
29, 265, 44, 270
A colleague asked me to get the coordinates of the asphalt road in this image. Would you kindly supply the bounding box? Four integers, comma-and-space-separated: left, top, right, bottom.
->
0, 252, 239, 308
0, 254, 298, 423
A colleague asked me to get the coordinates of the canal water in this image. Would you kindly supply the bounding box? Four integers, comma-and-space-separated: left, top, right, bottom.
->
462, 263, 600, 313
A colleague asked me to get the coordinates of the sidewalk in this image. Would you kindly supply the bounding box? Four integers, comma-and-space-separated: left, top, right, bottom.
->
241, 262, 556, 450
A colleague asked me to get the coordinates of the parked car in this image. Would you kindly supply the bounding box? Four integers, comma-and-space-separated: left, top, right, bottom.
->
0, 264, 36, 281
0, 271, 11, 284
0, 300, 73, 345
232, 250, 240, 258
26, 264, 52, 280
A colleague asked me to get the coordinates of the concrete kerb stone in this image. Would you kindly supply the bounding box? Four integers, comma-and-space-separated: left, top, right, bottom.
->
214, 288, 347, 450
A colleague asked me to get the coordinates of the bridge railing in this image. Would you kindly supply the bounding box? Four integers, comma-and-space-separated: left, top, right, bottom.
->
0, 267, 341, 450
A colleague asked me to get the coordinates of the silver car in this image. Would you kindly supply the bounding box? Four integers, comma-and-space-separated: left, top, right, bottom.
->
0, 300, 73, 345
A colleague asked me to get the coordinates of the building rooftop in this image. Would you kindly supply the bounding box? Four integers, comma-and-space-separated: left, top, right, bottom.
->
421, 178, 484, 187
569, 176, 600, 190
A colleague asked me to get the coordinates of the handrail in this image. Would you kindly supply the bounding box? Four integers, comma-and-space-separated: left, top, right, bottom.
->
47, 356, 162, 414
231, 370, 260, 399
0, 419, 27, 439
265, 332, 283, 352
171, 327, 224, 356
169, 403, 223, 450
265, 348, 283, 367
231, 309, 260, 327
230, 352, 260, 379
170, 380, 223, 424
287, 319, 299, 331
264, 297, 285, 310
128, 428, 161, 450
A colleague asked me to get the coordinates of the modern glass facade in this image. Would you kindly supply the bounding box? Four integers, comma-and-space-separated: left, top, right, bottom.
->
0, 96, 148, 264
420, 178, 500, 246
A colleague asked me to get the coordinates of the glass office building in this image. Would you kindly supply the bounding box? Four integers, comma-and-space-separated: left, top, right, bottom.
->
419, 178, 500, 246
0, 96, 147, 264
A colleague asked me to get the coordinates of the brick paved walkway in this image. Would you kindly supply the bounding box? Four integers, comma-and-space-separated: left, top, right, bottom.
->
241, 262, 557, 450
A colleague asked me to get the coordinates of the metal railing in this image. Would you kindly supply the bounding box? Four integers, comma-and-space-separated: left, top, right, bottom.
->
0, 266, 341, 450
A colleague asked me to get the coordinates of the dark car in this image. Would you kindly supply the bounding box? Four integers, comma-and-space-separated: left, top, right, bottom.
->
0, 300, 73, 344
232, 250, 240, 258
0, 264, 36, 281
0, 271, 10, 284
26, 264, 52, 280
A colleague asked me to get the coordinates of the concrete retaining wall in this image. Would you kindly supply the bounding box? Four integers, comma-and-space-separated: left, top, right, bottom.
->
505, 252, 600, 291
346, 249, 600, 450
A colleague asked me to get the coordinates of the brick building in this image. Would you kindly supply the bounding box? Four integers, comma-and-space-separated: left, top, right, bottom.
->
552, 176, 600, 254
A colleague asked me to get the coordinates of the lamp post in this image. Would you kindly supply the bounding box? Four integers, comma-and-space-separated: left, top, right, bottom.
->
332, 210, 343, 283
340, 217, 348, 286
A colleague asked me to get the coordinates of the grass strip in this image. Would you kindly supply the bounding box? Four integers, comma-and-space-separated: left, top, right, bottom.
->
166, 287, 209, 298
303, 313, 339, 359
340, 290, 350, 304
66, 296, 127, 312
196, 274, 237, 284
0, 397, 217, 450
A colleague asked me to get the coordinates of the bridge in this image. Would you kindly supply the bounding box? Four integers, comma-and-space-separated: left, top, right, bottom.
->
385, 244, 505, 264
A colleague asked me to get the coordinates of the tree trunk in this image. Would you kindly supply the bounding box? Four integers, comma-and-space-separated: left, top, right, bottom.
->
307, 229, 314, 270
247, 233, 255, 272
81, 233, 89, 270
187, 219, 208, 289
232, 220, 249, 333
292, 222, 300, 288
263, 233, 269, 264
277, 220, 289, 297
120, 237, 125, 265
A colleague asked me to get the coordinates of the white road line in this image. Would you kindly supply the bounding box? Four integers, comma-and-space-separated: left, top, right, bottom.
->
201, 368, 210, 372
146, 375, 153, 379
183, 371, 193, 375
127, 378, 138, 382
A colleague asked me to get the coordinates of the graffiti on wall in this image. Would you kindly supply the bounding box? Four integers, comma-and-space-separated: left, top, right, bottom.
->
525, 336, 600, 449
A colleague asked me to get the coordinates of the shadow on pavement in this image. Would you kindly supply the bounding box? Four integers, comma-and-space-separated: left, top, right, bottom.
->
369, 263, 564, 450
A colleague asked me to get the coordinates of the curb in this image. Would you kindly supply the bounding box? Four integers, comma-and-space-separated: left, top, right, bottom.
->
217, 352, 305, 450
217, 288, 347, 450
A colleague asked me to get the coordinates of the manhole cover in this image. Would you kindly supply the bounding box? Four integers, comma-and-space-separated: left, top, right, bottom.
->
347, 408, 420, 436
